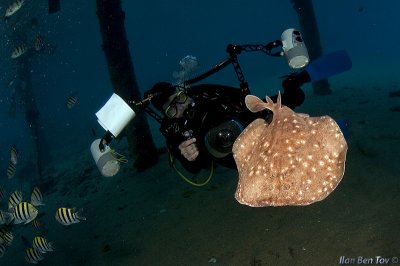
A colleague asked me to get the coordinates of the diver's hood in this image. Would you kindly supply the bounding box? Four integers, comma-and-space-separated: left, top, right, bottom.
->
204, 119, 244, 158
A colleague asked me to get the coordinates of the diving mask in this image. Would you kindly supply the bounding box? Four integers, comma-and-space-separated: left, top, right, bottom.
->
164, 91, 189, 118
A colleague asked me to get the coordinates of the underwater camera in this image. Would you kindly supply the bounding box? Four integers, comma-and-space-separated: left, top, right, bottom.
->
90, 93, 135, 177
281, 28, 309, 69
204, 119, 245, 158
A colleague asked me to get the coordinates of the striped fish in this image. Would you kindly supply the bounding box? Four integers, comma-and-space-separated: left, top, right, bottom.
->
10, 145, 18, 165
0, 187, 5, 201
25, 247, 43, 264
32, 236, 53, 253
11, 44, 28, 59
66, 95, 77, 109
55, 207, 86, 226
8, 190, 22, 210
6, 161, 17, 179
0, 227, 14, 246
0, 244, 5, 258
4, 0, 25, 18
31, 187, 44, 206
34, 34, 44, 51
32, 218, 42, 229
12, 202, 38, 224
0, 211, 13, 225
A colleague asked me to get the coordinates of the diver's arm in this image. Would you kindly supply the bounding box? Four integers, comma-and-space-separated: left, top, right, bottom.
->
172, 146, 210, 174
179, 138, 199, 161
167, 138, 210, 174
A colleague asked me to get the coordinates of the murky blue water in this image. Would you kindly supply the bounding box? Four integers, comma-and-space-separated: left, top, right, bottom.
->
0, 1, 399, 265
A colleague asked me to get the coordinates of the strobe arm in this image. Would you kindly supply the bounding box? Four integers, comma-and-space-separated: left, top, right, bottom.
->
226, 41, 283, 57
225, 41, 284, 94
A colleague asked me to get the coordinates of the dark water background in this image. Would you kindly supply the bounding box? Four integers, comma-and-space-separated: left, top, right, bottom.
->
0, 0, 399, 265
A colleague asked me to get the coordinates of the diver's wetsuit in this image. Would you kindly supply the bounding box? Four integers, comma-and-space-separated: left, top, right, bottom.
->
160, 84, 305, 173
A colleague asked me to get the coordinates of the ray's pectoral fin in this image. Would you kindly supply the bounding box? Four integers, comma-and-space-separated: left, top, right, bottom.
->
233, 118, 267, 173
245, 95, 268, 113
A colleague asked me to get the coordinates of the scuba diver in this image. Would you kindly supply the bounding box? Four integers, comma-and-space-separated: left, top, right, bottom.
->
144, 76, 306, 174
91, 29, 351, 180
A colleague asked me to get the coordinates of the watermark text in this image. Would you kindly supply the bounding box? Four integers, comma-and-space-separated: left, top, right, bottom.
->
339, 256, 399, 265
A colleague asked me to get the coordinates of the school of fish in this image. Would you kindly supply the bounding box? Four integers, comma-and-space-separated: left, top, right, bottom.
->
0, 185, 85, 263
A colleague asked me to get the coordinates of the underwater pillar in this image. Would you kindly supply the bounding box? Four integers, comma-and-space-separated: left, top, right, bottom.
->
17, 59, 45, 178
291, 0, 332, 95
96, 0, 158, 172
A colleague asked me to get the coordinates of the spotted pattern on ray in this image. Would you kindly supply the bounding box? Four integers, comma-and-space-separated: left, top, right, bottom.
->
233, 93, 348, 207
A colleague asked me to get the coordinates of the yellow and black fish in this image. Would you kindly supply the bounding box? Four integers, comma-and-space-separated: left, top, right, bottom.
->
55, 207, 86, 226
8, 190, 22, 210
10, 145, 18, 165
66, 95, 77, 109
32, 218, 42, 229
12, 202, 38, 224
25, 247, 43, 264
31, 187, 44, 206
0, 227, 14, 246
0, 187, 5, 201
34, 34, 44, 51
32, 236, 53, 253
4, 0, 25, 18
0, 244, 5, 258
11, 44, 28, 59
6, 161, 17, 179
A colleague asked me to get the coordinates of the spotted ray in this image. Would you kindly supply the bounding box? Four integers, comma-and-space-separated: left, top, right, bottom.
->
233, 92, 347, 206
